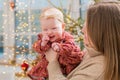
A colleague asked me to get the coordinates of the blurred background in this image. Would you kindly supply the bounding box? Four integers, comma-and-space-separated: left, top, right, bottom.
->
0, 0, 93, 65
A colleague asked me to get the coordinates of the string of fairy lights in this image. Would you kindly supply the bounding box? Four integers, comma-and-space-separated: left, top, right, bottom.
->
0, 0, 36, 65
0, 0, 37, 79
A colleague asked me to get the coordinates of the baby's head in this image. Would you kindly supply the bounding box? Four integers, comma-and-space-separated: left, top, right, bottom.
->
40, 7, 64, 23
40, 7, 65, 42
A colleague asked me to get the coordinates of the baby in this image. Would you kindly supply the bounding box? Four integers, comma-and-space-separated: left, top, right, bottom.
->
28, 8, 84, 80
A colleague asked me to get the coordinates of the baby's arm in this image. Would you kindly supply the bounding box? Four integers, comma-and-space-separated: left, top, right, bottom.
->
57, 39, 84, 74
41, 35, 49, 47
54, 38, 84, 65
33, 33, 51, 54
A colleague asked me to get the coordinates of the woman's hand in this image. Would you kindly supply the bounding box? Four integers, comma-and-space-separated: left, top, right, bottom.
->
45, 48, 59, 63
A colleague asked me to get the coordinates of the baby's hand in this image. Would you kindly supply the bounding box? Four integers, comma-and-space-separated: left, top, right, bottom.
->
52, 42, 60, 52
41, 35, 49, 47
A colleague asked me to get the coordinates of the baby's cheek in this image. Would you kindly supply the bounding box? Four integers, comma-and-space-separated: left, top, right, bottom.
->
56, 32, 62, 38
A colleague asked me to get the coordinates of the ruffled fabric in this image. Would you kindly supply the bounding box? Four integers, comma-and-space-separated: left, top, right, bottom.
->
28, 31, 85, 80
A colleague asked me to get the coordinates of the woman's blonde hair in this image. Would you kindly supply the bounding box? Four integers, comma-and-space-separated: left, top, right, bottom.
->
86, 2, 120, 80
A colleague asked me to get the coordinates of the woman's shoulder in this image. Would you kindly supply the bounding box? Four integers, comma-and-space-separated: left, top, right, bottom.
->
78, 47, 105, 73
80, 52, 105, 70
67, 48, 105, 80
70, 52, 105, 72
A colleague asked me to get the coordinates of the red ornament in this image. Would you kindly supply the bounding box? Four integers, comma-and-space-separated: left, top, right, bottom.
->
10, 1, 15, 9
21, 61, 29, 71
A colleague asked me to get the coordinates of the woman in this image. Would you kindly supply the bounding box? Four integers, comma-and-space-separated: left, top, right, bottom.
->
45, 1, 120, 80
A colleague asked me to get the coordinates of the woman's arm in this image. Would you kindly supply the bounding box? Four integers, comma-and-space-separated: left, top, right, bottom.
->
45, 48, 67, 80
45, 49, 104, 80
